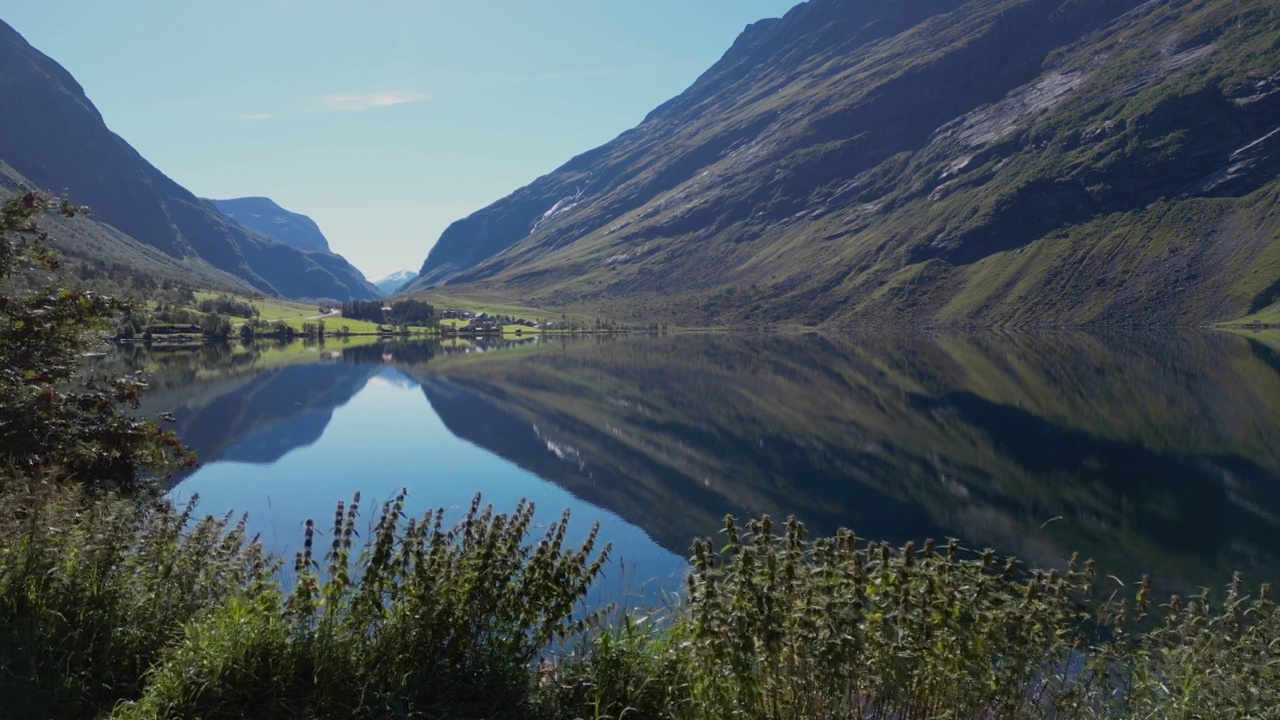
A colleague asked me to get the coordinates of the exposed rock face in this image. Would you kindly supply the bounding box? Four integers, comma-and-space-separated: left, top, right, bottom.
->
0, 21, 380, 302
207, 197, 331, 253
407, 0, 1280, 326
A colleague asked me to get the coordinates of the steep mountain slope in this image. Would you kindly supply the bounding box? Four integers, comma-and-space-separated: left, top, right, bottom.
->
0, 21, 379, 302
0, 161, 254, 292
406, 0, 1280, 326
207, 197, 331, 253
368, 269, 417, 295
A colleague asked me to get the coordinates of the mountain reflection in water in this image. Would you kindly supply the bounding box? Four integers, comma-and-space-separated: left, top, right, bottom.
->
116, 331, 1280, 597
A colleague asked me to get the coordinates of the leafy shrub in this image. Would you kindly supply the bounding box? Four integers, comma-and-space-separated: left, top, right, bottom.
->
0, 192, 188, 489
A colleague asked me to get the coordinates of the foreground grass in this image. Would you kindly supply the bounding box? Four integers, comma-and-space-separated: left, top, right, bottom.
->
0, 485, 272, 719
1, 485, 1276, 720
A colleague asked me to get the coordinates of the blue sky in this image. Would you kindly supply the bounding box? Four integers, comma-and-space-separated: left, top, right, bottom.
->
2, 1, 799, 277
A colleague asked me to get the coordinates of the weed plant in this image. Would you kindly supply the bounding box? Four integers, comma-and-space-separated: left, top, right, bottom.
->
117, 491, 610, 720
546, 516, 1280, 720
2, 486, 1277, 719
0, 483, 272, 719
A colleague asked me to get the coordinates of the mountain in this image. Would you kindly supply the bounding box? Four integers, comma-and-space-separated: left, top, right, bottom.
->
0, 21, 380, 302
405, 0, 1280, 327
0, 160, 256, 293
206, 197, 331, 253
368, 269, 417, 295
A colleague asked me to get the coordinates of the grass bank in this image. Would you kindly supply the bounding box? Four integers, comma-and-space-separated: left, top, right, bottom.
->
1, 484, 1275, 720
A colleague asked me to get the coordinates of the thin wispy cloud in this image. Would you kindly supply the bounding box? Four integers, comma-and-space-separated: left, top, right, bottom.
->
235, 113, 273, 121
527, 67, 621, 82
438, 67, 627, 87
312, 90, 431, 112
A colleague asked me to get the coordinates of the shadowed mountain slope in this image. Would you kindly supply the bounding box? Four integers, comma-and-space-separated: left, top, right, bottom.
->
0, 161, 256, 293
407, 0, 1280, 327
207, 197, 332, 254
0, 21, 380, 302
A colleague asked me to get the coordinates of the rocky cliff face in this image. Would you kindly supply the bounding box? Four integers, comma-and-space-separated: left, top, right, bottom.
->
407, 0, 1280, 326
0, 21, 380, 302
207, 197, 332, 253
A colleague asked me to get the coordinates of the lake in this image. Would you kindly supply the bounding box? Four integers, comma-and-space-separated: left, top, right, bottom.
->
110, 330, 1280, 603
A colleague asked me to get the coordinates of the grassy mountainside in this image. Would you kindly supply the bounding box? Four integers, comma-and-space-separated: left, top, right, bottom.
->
406, 0, 1280, 327
0, 21, 380, 303
412, 331, 1280, 594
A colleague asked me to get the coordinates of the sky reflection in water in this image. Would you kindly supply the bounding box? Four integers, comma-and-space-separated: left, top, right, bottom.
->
171, 364, 685, 605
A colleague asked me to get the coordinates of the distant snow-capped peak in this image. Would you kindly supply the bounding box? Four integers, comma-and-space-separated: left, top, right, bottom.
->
368, 269, 417, 294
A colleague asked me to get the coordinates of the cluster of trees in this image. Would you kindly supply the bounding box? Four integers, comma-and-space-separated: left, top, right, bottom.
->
196, 295, 257, 318
67, 256, 268, 342
72, 257, 164, 293
115, 302, 234, 339
150, 302, 202, 326
75, 257, 144, 283
515, 314, 629, 333
341, 298, 436, 325
238, 319, 297, 340
199, 313, 233, 337
69, 258, 217, 302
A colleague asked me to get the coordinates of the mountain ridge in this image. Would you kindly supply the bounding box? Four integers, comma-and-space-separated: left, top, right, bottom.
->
206, 197, 331, 253
0, 159, 256, 292
405, 0, 1280, 327
0, 20, 380, 302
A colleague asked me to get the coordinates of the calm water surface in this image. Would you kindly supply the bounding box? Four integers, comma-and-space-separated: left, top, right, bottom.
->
114, 331, 1280, 601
